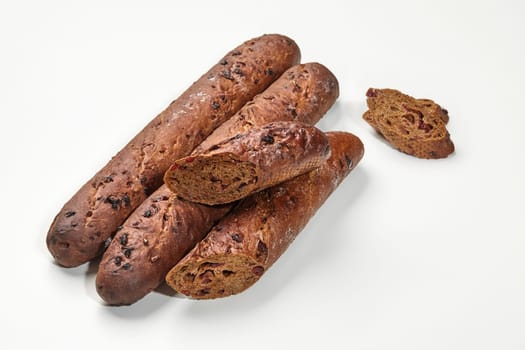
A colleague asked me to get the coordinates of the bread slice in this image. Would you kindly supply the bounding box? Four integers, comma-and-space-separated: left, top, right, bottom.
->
165, 131, 364, 299
163, 121, 331, 205
363, 88, 454, 159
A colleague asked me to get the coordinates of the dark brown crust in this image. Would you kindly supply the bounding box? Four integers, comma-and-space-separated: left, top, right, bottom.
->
193, 62, 339, 153
165, 132, 364, 299
95, 63, 339, 305
46, 34, 301, 267
363, 88, 454, 159
95, 188, 230, 305
164, 121, 331, 205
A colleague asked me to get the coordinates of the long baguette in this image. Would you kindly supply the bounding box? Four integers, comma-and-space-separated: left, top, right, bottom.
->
47, 34, 300, 267
95, 62, 339, 305
165, 131, 364, 299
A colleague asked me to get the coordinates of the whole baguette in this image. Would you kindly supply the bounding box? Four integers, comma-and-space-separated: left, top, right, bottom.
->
47, 34, 300, 267
164, 121, 331, 205
165, 131, 364, 299
95, 62, 339, 305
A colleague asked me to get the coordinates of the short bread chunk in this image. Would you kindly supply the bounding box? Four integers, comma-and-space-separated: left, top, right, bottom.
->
363, 88, 454, 159
164, 121, 331, 205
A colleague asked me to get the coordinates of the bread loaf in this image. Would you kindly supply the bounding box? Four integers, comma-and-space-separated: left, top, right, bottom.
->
363, 88, 454, 159
164, 121, 331, 205
165, 131, 364, 299
47, 34, 300, 267
96, 63, 339, 305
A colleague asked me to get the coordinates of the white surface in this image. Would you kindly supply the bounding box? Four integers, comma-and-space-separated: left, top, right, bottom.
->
1, 0, 524, 349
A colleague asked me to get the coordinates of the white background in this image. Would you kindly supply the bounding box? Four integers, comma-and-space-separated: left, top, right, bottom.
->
1, 0, 524, 349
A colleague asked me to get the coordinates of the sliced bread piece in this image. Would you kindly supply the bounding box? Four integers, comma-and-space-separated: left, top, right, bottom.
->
363, 88, 454, 159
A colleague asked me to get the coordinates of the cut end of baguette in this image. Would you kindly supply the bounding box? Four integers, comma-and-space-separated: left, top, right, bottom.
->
166, 255, 263, 299
164, 153, 258, 205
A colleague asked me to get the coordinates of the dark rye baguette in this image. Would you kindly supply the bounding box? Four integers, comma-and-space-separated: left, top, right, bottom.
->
165, 131, 364, 299
363, 88, 454, 159
164, 121, 331, 205
47, 34, 300, 267
96, 62, 339, 305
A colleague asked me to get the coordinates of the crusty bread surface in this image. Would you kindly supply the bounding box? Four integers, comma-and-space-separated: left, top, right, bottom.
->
164, 121, 331, 205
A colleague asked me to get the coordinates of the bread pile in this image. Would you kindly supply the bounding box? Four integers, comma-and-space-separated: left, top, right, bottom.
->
46, 34, 453, 305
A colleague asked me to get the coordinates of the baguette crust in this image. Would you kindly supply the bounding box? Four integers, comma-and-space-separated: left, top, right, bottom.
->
193, 62, 339, 153
96, 63, 339, 305
164, 121, 331, 205
363, 88, 454, 159
47, 34, 300, 267
165, 132, 364, 299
